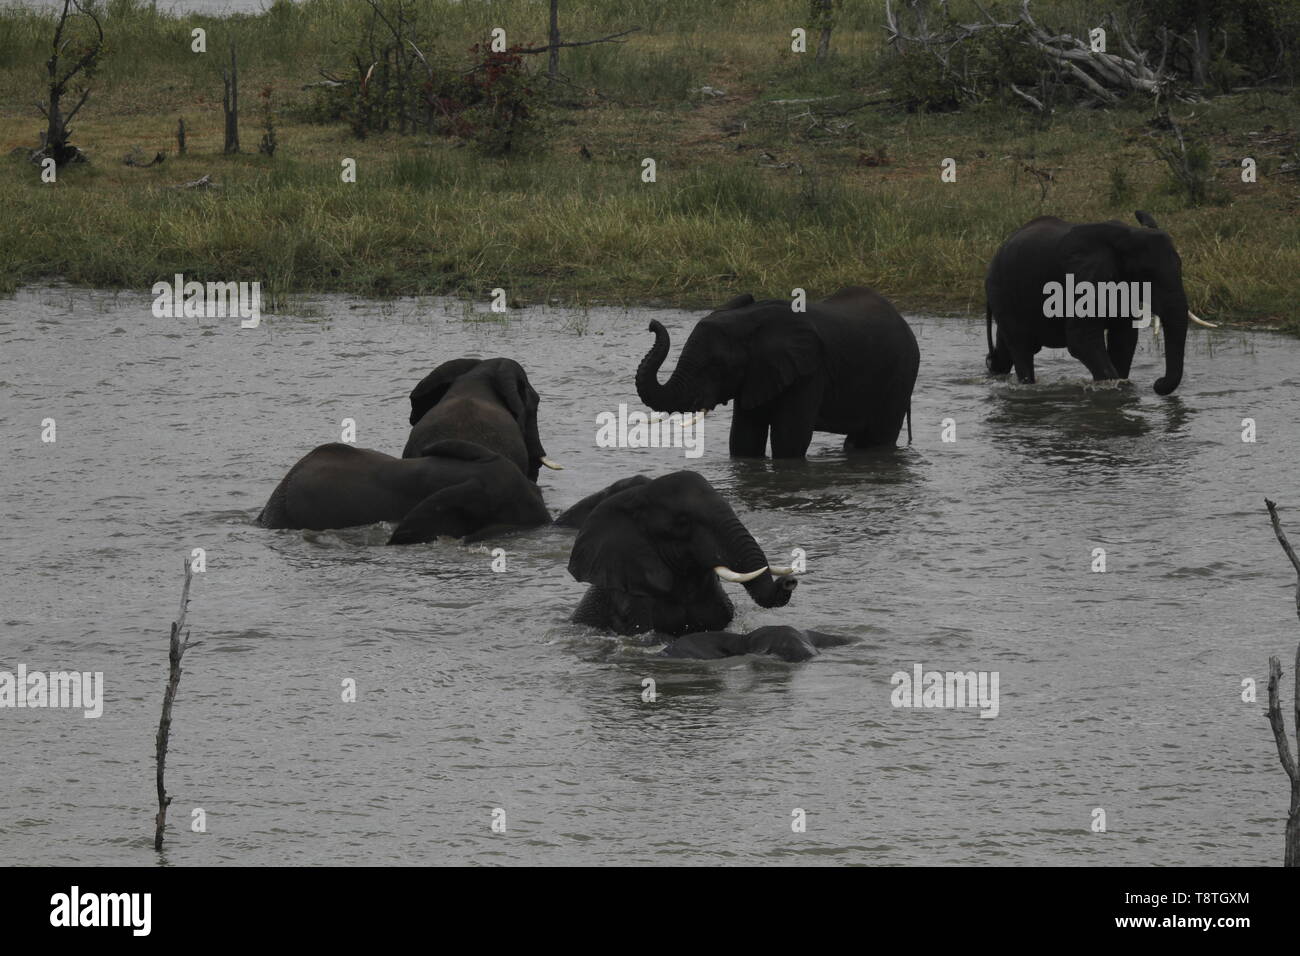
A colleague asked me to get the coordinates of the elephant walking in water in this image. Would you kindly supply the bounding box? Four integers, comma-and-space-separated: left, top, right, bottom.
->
567, 471, 797, 636
635, 287, 920, 458
258, 440, 549, 544
985, 211, 1214, 394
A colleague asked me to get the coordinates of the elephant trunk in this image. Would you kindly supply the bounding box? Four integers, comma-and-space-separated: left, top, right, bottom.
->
524, 417, 548, 480
717, 511, 796, 609
636, 320, 702, 413
1153, 285, 1188, 396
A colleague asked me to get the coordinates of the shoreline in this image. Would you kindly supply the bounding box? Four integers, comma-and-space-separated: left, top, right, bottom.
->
2, 0, 1296, 331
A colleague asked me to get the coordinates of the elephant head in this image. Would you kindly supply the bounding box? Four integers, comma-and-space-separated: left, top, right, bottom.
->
635, 293, 822, 413
1058, 213, 1201, 396
408, 357, 483, 426
568, 471, 796, 635
553, 475, 652, 529
407, 357, 553, 479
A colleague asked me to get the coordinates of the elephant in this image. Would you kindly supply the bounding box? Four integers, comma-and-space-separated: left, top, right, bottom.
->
984, 211, 1215, 394
660, 626, 853, 663
258, 439, 549, 544
552, 475, 652, 529
635, 287, 920, 458
567, 470, 798, 636
403, 357, 560, 481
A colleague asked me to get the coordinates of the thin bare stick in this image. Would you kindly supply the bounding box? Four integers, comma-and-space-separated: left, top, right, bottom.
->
510, 27, 640, 55
1263, 497, 1300, 866
154, 557, 199, 852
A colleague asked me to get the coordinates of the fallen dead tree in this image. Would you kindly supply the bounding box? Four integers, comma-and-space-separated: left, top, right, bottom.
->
883, 0, 1177, 111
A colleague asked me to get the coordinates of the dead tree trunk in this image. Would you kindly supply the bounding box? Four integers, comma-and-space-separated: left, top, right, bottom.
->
883, 0, 1168, 106
154, 557, 199, 853
813, 0, 833, 61
1190, 9, 1211, 88
1264, 497, 1300, 867
37, 0, 103, 166
548, 0, 561, 80
176, 118, 186, 155
222, 42, 240, 154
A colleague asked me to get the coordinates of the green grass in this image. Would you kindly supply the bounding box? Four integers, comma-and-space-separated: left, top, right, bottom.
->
1, 0, 1297, 330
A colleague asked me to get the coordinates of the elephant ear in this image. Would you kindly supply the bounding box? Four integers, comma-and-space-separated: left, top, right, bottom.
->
554, 474, 651, 529
716, 292, 755, 311
738, 307, 822, 410
489, 360, 547, 462
388, 478, 489, 544
567, 490, 673, 597
409, 358, 482, 426
1059, 223, 1130, 283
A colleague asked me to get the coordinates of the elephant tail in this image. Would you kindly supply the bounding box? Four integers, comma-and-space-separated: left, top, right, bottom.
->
906, 403, 912, 445
985, 301, 994, 356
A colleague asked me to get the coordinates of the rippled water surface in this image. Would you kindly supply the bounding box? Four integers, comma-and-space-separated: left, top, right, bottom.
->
2, 287, 1297, 866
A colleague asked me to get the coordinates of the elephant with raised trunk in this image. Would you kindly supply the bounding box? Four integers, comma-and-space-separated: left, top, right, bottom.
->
985, 211, 1215, 394
258, 440, 549, 544
567, 471, 797, 636
403, 357, 561, 481
636, 288, 920, 458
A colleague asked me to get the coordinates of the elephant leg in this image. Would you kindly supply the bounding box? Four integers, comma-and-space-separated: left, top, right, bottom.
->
729, 407, 770, 458
768, 377, 822, 458
986, 327, 1013, 375
1008, 340, 1036, 384
846, 390, 909, 449
1106, 323, 1139, 378
1067, 322, 1120, 380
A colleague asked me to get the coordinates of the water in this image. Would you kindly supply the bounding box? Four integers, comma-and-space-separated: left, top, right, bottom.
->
2, 286, 1295, 866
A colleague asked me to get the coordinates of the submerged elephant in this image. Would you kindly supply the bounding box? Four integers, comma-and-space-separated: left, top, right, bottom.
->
258, 440, 549, 543
985, 211, 1215, 394
403, 357, 560, 481
567, 471, 797, 636
635, 287, 919, 458
661, 626, 853, 663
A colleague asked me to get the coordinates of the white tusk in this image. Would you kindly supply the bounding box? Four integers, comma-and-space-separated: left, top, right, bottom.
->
714, 565, 767, 583
1188, 310, 1218, 328
1151, 313, 1161, 336
540, 457, 563, 470
768, 565, 797, 576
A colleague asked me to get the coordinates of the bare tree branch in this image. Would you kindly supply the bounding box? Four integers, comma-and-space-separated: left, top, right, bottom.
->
154, 557, 201, 852
1263, 497, 1300, 867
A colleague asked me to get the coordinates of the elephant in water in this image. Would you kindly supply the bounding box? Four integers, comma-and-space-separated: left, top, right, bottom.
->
985, 211, 1215, 394
258, 440, 549, 544
661, 626, 854, 663
567, 471, 797, 636
635, 287, 920, 458
403, 357, 561, 481
552, 475, 652, 529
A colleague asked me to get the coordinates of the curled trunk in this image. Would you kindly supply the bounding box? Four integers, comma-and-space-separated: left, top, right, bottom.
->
636, 320, 704, 413
717, 512, 796, 609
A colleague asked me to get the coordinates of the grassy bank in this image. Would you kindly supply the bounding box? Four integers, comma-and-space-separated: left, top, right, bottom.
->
1, 0, 1297, 327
